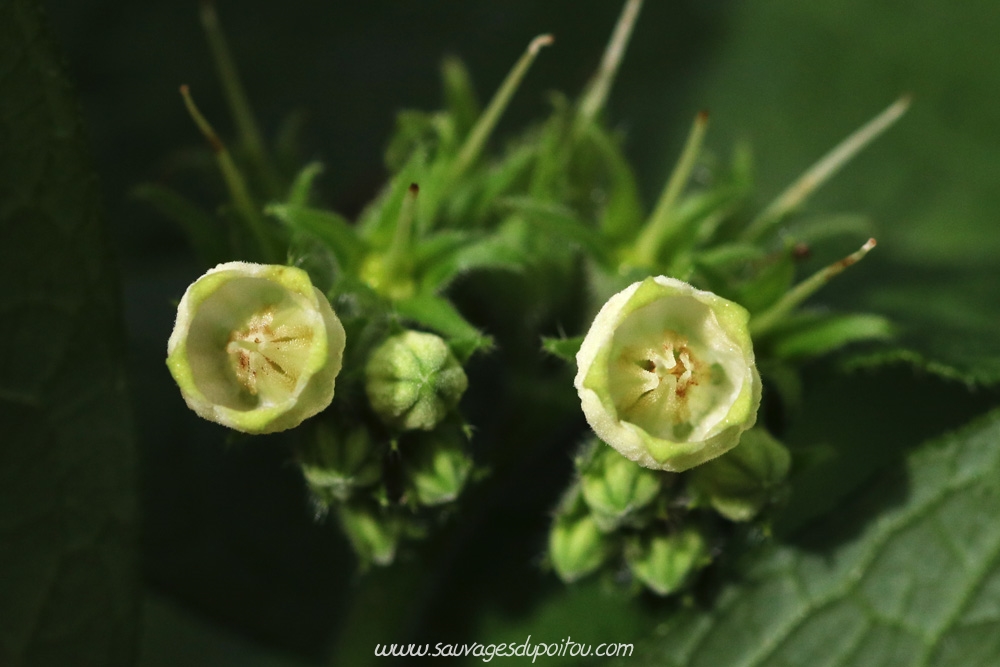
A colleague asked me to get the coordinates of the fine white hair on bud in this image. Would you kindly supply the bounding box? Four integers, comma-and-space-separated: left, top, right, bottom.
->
575, 276, 761, 472
166, 261, 346, 434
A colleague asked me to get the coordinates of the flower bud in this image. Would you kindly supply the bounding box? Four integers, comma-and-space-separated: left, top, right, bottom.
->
166, 262, 346, 434
338, 503, 400, 567
578, 439, 662, 530
575, 276, 761, 472
299, 424, 381, 503
365, 331, 468, 431
549, 512, 611, 584
403, 430, 474, 506
625, 527, 709, 596
688, 428, 791, 522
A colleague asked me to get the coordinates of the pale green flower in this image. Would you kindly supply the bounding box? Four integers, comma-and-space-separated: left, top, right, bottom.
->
166, 262, 346, 434
575, 276, 761, 472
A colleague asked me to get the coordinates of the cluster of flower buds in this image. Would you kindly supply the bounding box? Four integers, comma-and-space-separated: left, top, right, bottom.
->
167, 261, 475, 566
549, 277, 790, 595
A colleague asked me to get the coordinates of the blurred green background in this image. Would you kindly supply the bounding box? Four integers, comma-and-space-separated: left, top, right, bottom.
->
16, 0, 1000, 664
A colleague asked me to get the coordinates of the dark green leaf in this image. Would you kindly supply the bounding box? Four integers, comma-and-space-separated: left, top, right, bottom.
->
614, 408, 1000, 667
847, 261, 1000, 385
0, 1, 138, 663
842, 347, 977, 386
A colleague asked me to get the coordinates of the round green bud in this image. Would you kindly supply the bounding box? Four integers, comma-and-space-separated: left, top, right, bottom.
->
166, 262, 346, 434
365, 331, 468, 431
689, 428, 791, 522
625, 527, 710, 596
579, 440, 663, 530
575, 276, 761, 472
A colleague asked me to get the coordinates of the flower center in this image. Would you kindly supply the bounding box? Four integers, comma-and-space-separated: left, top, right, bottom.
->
226, 307, 314, 398
608, 329, 717, 442
635, 335, 701, 400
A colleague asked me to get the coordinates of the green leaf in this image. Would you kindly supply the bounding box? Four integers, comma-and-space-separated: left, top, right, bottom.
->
384, 110, 440, 174
266, 203, 367, 273
733, 251, 795, 314
846, 261, 1000, 385
0, 1, 138, 664
499, 196, 614, 267
393, 295, 493, 362
614, 408, 1000, 667
440, 56, 481, 141
582, 122, 645, 244
763, 311, 896, 361
285, 160, 324, 208
418, 233, 528, 293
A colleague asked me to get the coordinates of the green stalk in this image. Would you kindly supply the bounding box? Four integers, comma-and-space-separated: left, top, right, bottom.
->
631, 110, 710, 266
743, 96, 910, 241
180, 85, 276, 261
199, 0, 282, 197
576, 0, 644, 129
450, 34, 554, 185
750, 238, 876, 337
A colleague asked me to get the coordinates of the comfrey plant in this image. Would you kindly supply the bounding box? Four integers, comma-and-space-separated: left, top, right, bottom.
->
153, 0, 905, 589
